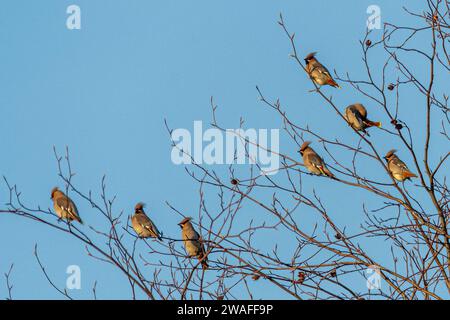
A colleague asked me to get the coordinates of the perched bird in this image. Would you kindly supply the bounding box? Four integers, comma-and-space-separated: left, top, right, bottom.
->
384, 149, 417, 181
51, 187, 83, 224
178, 217, 208, 270
304, 52, 340, 88
344, 103, 381, 132
299, 141, 335, 178
131, 203, 162, 240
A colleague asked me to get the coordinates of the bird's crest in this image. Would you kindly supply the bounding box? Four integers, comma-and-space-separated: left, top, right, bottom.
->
135, 202, 145, 212
304, 52, 317, 63
178, 217, 192, 226
51, 187, 59, 199
385, 149, 397, 159
352, 103, 365, 110
300, 141, 312, 152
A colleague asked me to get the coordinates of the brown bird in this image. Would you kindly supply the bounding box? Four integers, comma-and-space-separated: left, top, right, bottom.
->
131, 203, 162, 240
299, 141, 334, 178
345, 103, 381, 132
51, 187, 83, 224
178, 217, 208, 270
384, 150, 417, 181
304, 52, 340, 88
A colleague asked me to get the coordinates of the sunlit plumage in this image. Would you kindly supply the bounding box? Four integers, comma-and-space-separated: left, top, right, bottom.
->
304, 52, 340, 88
384, 150, 417, 181
300, 141, 334, 178
178, 217, 208, 270
131, 203, 162, 240
51, 187, 83, 224
345, 103, 381, 132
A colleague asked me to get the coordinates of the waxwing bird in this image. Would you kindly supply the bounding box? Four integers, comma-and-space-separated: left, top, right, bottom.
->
131, 203, 162, 240
299, 141, 335, 178
304, 52, 340, 88
51, 187, 83, 224
384, 150, 417, 182
178, 217, 208, 270
345, 103, 381, 132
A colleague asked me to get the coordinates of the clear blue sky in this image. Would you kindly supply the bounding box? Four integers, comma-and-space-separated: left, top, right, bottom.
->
0, 0, 446, 299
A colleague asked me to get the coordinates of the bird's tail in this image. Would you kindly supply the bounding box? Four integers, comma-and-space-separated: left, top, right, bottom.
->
199, 254, 208, 270
319, 166, 335, 178
325, 170, 335, 179
364, 120, 382, 128
74, 215, 83, 224
403, 171, 418, 179
328, 79, 340, 88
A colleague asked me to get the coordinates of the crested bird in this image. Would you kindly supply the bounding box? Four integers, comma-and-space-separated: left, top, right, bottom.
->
304, 52, 340, 88
299, 141, 335, 178
51, 187, 83, 224
345, 103, 381, 132
384, 149, 417, 181
131, 203, 162, 240
178, 217, 208, 270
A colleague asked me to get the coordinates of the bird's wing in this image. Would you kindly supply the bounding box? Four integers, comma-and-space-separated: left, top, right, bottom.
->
354, 104, 367, 118
319, 65, 332, 77
311, 61, 332, 77
146, 219, 160, 237
138, 215, 160, 237
185, 227, 201, 242
306, 152, 324, 168
306, 152, 332, 176
55, 197, 79, 219
392, 157, 410, 172
346, 107, 364, 127
192, 229, 206, 254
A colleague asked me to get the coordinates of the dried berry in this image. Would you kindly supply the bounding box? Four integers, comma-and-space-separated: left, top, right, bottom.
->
251, 274, 260, 281
388, 83, 395, 91
335, 233, 342, 240
231, 178, 239, 185
390, 119, 398, 125
395, 124, 403, 130
330, 270, 337, 278
365, 39, 372, 47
